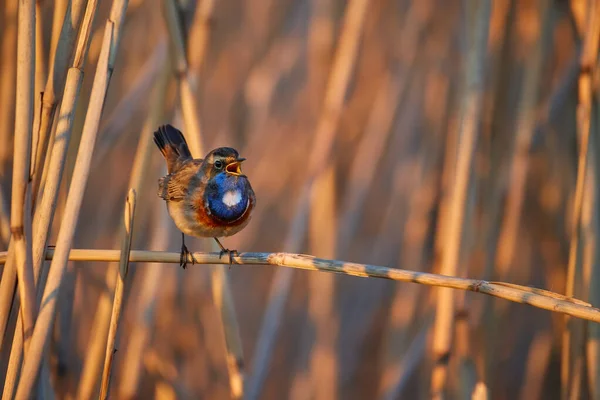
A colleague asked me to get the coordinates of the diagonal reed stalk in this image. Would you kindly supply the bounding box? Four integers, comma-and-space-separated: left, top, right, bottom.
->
1, 248, 600, 323
246, 1, 369, 398
2, 1, 91, 395
76, 57, 170, 400
31, 0, 99, 307
31, 0, 87, 205
430, 0, 491, 397
99, 189, 137, 400
0, 0, 99, 376
14, 0, 130, 397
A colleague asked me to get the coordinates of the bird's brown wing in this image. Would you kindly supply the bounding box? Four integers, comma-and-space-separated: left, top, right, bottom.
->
158, 159, 202, 201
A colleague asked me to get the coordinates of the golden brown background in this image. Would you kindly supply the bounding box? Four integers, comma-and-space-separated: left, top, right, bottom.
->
0, 0, 598, 399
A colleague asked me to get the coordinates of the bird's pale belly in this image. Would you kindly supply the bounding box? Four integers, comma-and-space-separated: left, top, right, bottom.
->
166, 200, 250, 238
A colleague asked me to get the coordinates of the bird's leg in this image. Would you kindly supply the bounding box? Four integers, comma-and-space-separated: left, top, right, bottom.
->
214, 237, 238, 268
180, 232, 194, 269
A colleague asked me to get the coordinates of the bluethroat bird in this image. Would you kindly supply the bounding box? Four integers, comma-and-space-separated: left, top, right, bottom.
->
153, 124, 256, 268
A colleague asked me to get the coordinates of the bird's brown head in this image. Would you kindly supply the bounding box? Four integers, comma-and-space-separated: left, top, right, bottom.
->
203, 147, 246, 179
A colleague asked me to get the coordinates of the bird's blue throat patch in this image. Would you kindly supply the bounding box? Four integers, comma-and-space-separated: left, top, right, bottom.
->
206, 173, 250, 222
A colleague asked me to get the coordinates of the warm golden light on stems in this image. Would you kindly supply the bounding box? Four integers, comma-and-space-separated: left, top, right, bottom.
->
99, 189, 137, 399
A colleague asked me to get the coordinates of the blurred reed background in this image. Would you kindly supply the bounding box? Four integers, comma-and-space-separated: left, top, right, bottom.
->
0, 0, 599, 398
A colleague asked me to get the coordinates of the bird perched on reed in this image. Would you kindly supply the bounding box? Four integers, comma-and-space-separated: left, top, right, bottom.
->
153, 124, 256, 268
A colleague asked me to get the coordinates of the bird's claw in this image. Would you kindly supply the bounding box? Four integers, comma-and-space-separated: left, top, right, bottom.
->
219, 248, 238, 269
180, 243, 195, 269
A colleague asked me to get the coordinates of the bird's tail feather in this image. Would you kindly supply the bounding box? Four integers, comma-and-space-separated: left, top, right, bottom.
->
153, 124, 192, 173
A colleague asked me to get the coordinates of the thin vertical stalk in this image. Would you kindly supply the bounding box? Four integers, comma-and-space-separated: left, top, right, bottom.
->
307, 165, 338, 400
186, 0, 215, 80
430, 0, 491, 397
587, 97, 600, 400
0, 0, 17, 182
245, 1, 369, 398
211, 268, 245, 399
15, 0, 130, 395
117, 211, 173, 398
563, 1, 600, 398
493, 0, 551, 279
12, 0, 37, 354
99, 189, 137, 400
162, 0, 203, 155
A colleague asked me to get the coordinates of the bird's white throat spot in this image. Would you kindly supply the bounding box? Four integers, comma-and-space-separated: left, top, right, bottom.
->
222, 190, 242, 207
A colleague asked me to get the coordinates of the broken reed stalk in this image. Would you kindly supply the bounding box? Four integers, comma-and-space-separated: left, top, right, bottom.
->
563, 1, 600, 397
246, 0, 369, 398
12, 0, 37, 354
15, 0, 130, 396
430, 0, 491, 397
0, 248, 599, 324
99, 189, 137, 400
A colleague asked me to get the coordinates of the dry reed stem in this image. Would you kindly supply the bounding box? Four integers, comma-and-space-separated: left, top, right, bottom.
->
0, 248, 598, 323
494, 0, 550, 278
211, 268, 245, 399
2, 320, 23, 399
562, 1, 600, 397
15, 0, 130, 394
31, 0, 87, 203
519, 332, 553, 400
336, 73, 405, 254
77, 55, 170, 400
0, 0, 17, 181
570, 0, 587, 38
186, 0, 215, 78
31, 0, 100, 305
163, 0, 203, 155
430, 0, 491, 396
0, 241, 16, 352
586, 99, 600, 399
117, 211, 172, 398
246, 1, 369, 398
5, 2, 90, 388
0, 187, 10, 245
99, 189, 137, 399
380, 317, 432, 400
93, 39, 166, 164
12, 0, 38, 355
307, 165, 338, 400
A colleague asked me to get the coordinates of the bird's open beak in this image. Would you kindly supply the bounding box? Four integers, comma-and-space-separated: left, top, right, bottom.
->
225, 158, 245, 176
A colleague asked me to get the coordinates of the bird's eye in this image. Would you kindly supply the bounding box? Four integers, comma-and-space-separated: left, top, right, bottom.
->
214, 160, 224, 170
